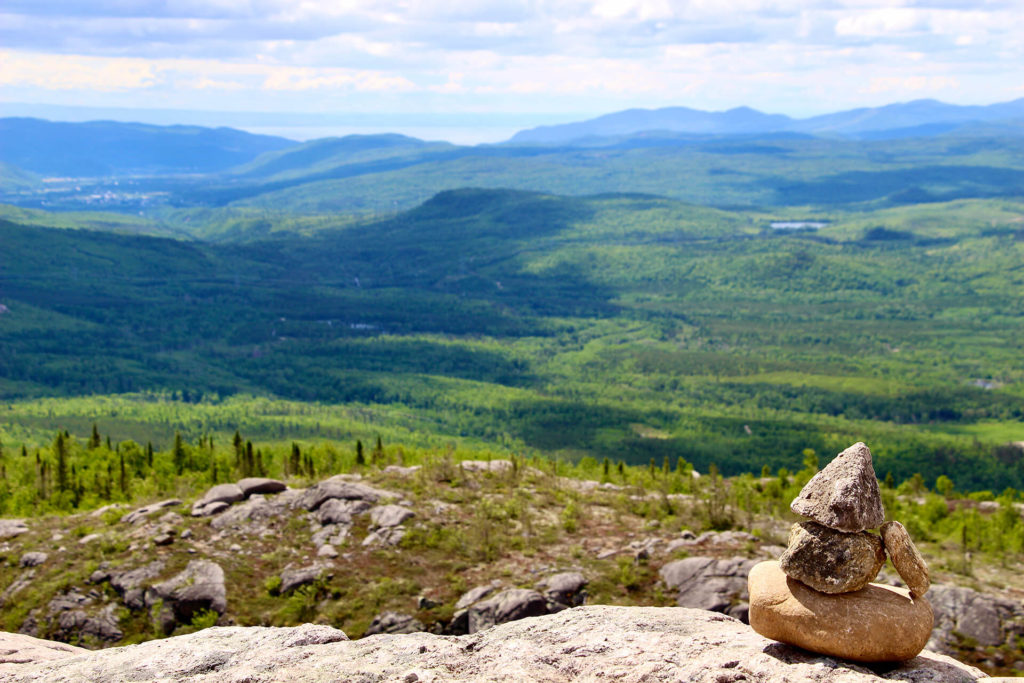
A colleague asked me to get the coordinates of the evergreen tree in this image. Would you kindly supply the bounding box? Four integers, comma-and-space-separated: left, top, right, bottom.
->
290, 443, 301, 475
0, 439, 5, 481
89, 424, 101, 449
233, 431, 243, 469
119, 450, 127, 496
146, 442, 154, 469
355, 440, 365, 466
173, 432, 186, 475
54, 432, 68, 493
373, 435, 384, 464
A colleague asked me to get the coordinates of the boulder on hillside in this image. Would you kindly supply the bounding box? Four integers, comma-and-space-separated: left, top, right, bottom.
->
210, 493, 293, 532
45, 592, 123, 643
191, 484, 244, 515
0, 606, 987, 682
19, 552, 48, 568
363, 612, 425, 636
278, 566, 325, 595
369, 504, 414, 528
928, 583, 1024, 653
236, 478, 286, 497
147, 560, 226, 635
317, 498, 371, 525
0, 519, 29, 540
297, 479, 390, 511
467, 588, 548, 634
535, 572, 587, 608
660, 556, 758, 622
121, 500, 182, 525
108, 560, 166, 610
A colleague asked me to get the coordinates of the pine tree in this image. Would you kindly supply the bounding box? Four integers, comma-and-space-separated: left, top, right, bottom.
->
54, 432, 69, 493
119, 450, 127, 496
146, 442, 154, 469
89, 424, 101, 449
244, 441, 254, 478
290, 443, 301, 475
173, 432, 186, 475
233, 431, 243, 469
355, 440, 365, 466
373, 435, 384, 464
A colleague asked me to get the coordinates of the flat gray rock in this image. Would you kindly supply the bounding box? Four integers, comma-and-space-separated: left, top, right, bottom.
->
0, 519, 28, 540
791, 442, 885, 532
236, 477, 287, 497
369, 504, 414, 528
0, 606, 986, 682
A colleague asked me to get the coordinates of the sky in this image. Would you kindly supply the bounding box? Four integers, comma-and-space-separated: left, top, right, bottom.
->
1, 0, 1022, 142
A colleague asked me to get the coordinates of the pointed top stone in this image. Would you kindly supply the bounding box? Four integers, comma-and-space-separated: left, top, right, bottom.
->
790, 442, 885, 532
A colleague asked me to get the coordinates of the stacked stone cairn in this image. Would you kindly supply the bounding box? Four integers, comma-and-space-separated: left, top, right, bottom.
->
748, 442, 934, 662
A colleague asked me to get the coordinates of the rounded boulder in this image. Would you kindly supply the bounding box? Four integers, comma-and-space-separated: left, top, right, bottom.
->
748, 560, 933, 663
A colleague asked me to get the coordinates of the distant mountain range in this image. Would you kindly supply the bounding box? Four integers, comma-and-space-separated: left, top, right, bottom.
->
510, 98, 1024, 144
0, 118, 296, 177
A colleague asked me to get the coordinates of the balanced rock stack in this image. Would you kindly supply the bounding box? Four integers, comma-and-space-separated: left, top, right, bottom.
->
748, 442, 934, 662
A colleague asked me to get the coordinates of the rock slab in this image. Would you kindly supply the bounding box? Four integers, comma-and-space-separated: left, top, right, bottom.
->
0, 606, 985, 682
749, 560, 934, 663
791, 442, 885, 532
779, 521, 886, 594
881, 521, 930, 598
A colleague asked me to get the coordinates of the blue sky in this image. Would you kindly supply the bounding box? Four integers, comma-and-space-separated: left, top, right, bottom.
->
1, 0, 1022, 141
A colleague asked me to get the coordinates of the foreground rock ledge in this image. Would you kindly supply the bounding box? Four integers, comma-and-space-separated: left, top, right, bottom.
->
0, 606, 986, 682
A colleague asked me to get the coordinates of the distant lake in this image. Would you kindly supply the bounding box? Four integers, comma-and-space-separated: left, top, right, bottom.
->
770, 221, 828, 230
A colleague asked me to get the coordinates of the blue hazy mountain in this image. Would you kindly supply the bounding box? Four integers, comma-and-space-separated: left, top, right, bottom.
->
0, 118, 298, 177
510, 98, 1024, 144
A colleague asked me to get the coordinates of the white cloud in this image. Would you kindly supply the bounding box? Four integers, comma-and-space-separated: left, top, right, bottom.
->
0, 1, 1021, 116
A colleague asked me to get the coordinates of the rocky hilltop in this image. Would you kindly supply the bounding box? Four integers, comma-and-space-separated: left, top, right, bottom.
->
0, 606, 989, 682
0, 458, 1021, 676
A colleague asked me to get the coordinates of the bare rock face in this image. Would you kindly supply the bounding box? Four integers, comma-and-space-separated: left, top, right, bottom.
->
749, 560, 934, 663
535, 571, 588, 608
880, 521, 930, 598
928, 584, 1024, 652
0, 606, 985, 682
659, 556, 758, 621
779, 522, 886, 594
363, 612, 425, 636
791, 442, 885, 532
147, 560, 227, 634
467, 588, 548, 634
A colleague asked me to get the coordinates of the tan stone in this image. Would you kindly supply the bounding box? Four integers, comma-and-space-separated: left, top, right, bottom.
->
780, 522, 886, 594
881, 521, 930, 598
748, 560, 933, 663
